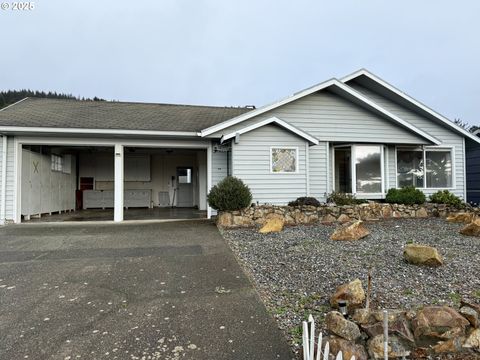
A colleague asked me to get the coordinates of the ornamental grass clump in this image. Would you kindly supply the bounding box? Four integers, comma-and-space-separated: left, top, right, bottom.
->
207, 176, 252, 211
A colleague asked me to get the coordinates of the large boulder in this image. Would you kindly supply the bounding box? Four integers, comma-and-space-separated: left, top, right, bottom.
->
447, 212, 475, 224
259, 214, 284, 233
330, 220, 370, 241
432, 337, 466, 354
325, 311, 361, 341
362, 314, 414, 343
368, 335, 412, 359
403, 243, 443, 267
321, 214, 337, 224
330, 279, 366, 312
412, 306, 470, 345
326, 336, 368, 360
460, 218, 480, 237
460, 306, 479, 328
464, 328, 480, 350
337, 214, 351, 224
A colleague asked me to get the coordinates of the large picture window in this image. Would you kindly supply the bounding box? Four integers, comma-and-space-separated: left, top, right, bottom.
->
396, 148, 453, 188
271, 147, 298, 173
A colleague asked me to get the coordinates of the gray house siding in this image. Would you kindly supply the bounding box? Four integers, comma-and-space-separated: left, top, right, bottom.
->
466, 139, 480, 204
348, 82, 466, 199
212, 148, 228, 187
0, 136, 15, 222
211, 91, 428, 144
309, 142, 328, 200
232, 125, 308, 205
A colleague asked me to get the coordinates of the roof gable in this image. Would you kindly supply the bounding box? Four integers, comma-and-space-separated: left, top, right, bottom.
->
200, 77, 441, 145
341, 69, 480, 145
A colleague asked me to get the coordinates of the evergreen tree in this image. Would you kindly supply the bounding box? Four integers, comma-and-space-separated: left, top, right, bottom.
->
0, 90, 104, 109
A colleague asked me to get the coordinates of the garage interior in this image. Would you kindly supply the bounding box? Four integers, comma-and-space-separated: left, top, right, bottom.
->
21, 145, 208, 222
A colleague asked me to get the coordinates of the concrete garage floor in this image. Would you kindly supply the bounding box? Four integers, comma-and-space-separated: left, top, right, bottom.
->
0, 221, 292, 360
24, 207, 207, 222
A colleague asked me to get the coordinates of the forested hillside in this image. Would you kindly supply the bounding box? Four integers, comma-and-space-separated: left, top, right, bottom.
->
0, 90, 104, 109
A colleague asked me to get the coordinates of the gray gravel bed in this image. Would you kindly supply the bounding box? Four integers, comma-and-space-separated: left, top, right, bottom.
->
221, 218, 480, 354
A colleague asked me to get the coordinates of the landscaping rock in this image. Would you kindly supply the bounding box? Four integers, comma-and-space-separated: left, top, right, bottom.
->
433, 337, 466, 354
412, 306, 470, 344
326, 336, 368, 360
321, 214, 337, 224
352, 308, 371, 325
330, 279, 366, 312
259, 215, 284, 233
337, 214, 351, 224
362, 316, 414, 343
330, 220, 370, 241
403, 243, 443, 267
460, 306, 479, 328
368, 334, 412, 359
447, 212, 475, 224
325, 311, 361, 341
216, 212, 232, 227
416, 207, 428, 218
463, 328, 480, 350
460, 218, 480, 236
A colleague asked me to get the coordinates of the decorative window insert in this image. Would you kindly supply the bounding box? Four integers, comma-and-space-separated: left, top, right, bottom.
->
396, 147, 453, 189
51, 154, 63, 172
271, 147, 298, 173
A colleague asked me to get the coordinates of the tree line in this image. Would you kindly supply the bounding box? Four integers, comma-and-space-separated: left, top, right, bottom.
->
0, 90, 104, 109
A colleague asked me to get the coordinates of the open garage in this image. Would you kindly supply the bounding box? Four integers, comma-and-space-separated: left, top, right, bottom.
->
20, 143, 209, 222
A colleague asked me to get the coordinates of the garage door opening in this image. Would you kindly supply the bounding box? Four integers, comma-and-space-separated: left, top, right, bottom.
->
20, 145, 208, 222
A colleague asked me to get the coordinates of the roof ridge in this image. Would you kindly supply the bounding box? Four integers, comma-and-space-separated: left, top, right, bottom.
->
25, 97, 252, 110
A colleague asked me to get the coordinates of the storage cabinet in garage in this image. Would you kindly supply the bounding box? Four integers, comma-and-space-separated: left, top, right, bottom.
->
83, 189, 151, 209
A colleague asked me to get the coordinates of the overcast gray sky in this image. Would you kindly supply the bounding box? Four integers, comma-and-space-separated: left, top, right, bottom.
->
1, 0, 479, 125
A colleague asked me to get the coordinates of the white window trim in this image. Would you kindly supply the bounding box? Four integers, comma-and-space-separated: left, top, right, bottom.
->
395, 146, 455, 190
332, 144, 385, 196
270, 146, 299, 174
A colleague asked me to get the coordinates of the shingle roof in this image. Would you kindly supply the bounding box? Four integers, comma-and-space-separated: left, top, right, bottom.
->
0, 98, 253, 132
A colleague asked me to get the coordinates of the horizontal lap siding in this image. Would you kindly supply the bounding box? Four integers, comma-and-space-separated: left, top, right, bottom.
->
212, 91, 427, 144
466, 141, 480, 204
349, 82, 466, 199
309, 142, 328, 201
212, 150, 228, 186
233, 125, 307, 205
2, 137, 15, 221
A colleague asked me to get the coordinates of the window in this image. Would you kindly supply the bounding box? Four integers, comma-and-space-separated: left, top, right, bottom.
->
426, 150, 452, 188
396, 148, 453, 188
397, 149, 424, 188
51, 154, 63, 172
333, 145, 384, 194
355, 145, 382, 193
271, 147, 297, 173
177, 167, 192, 184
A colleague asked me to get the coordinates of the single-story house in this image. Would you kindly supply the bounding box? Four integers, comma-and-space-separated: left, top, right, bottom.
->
1, 69, 479, 224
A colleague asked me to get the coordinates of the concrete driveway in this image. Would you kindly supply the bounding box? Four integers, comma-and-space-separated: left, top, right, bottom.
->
0, 220, 292, 360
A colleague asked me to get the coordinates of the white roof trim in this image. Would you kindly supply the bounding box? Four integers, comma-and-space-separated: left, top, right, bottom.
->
220, 116, 320, 145
341, 68, 480, 145
202, 78, 440, 145
0, 126, 199, 137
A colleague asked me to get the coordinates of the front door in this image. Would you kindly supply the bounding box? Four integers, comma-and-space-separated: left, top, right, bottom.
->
176, 167, 194, 207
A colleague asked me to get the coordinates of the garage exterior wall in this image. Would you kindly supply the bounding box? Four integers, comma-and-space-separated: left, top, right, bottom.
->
0, 136, 15, 222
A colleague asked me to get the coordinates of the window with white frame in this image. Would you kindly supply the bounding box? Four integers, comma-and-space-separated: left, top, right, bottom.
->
396, 148, 453, 188
51, 154, 63, 172
271, 147, 297, 173
333, 144, 384, 194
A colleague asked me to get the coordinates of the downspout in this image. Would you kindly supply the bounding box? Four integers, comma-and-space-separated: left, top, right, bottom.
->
1, 135, 7, 225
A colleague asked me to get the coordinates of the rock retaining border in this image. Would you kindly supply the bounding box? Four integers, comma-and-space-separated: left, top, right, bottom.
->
216, 202, 479, 228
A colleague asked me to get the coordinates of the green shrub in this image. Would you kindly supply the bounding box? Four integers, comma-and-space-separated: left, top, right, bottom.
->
288, 197, 321, 207
385, 186, 426, 205
326, 191, 365, 206
207, 176, 252, 211
429, 190, 463, 208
